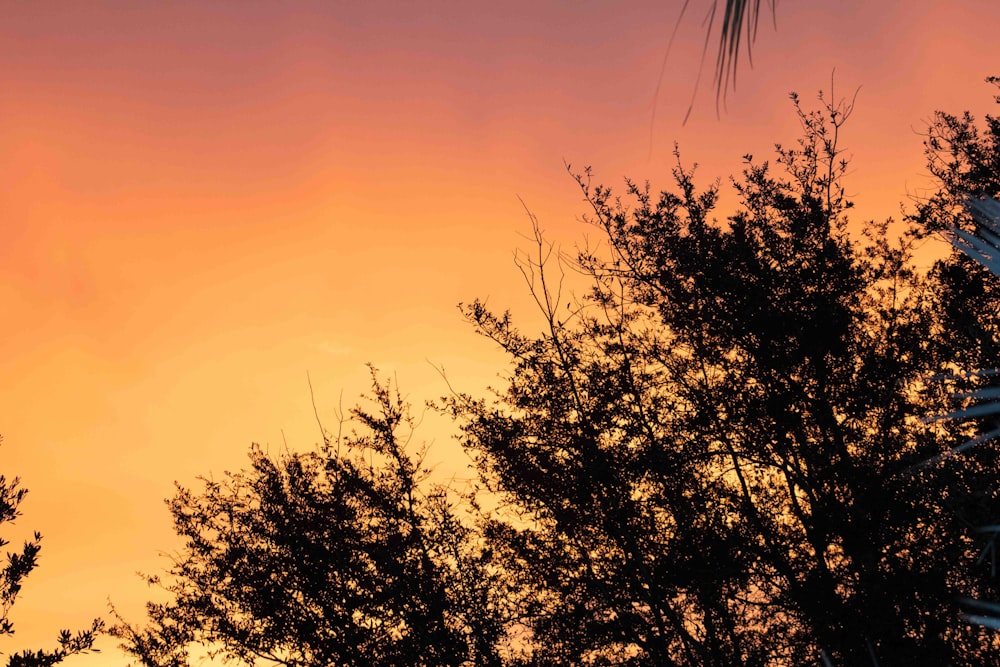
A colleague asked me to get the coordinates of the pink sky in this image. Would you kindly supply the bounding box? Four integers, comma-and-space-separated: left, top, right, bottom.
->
1, 2, 998, 664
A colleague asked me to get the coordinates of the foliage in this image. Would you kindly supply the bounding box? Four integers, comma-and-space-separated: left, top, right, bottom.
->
443, 88, 1000, 665
0, 437, 104, 667
920, 76, 1000, 207
673, 0, 776, 100
117, 83, 1000, 666
913, 77, 1000, 633
111, 370, 515, 667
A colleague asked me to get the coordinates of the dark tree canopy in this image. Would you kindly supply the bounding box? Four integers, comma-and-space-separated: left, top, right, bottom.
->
117, 81, 1000, 667
111, 372, 517, 667
0, 437, 104, 667
447, 87, 1000, 666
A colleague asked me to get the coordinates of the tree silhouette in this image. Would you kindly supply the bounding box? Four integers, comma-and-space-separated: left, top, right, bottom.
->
0, 437, 103, 667
117, 85, 1000, 666
910, 76, 1000, 634
445, 88, 1000, 665
111, 370, 516, 667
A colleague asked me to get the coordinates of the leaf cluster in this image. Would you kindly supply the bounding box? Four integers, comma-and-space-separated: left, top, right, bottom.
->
0, 437, 104, 667
448, 88, 1000, 666
111, 371, 515, 667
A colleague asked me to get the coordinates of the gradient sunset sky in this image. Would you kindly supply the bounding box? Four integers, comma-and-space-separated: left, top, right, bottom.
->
2, 2, 999, 664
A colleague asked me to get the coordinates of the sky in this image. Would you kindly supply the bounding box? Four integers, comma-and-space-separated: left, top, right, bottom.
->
0, 1, 998, 664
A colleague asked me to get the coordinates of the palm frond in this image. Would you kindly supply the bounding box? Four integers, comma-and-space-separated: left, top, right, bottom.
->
926, 197, 1000, 446
715, 0, 763, 93
959, 597, 1000, 629
946, 197, 1000, 271
709, 0, 776, 104
928, 196, 1000, 632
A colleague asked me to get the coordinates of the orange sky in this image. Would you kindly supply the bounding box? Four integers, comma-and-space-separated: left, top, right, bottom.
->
1, 2, 998, 664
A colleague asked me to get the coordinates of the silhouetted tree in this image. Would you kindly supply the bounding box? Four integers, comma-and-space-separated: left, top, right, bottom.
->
0, 436, 103, 667
111, 371, 516, 667
117, 83, 1000, 667
910, 76, 1000, 633
443, 88, 1000, 665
